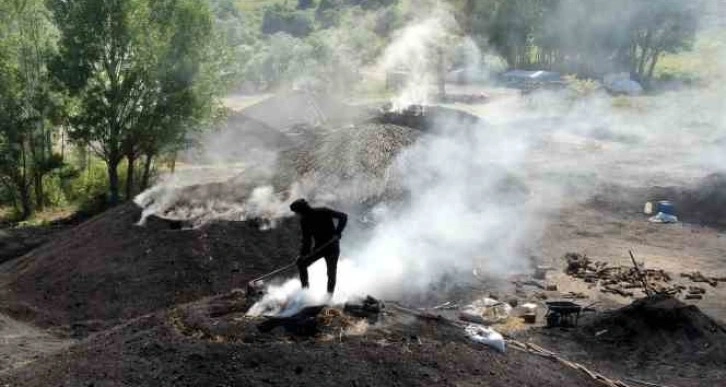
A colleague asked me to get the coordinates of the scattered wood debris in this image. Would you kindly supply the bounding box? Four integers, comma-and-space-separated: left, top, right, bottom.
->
680, 271, 723, 287
564, 252, 684, 298
561, 291, 589, 300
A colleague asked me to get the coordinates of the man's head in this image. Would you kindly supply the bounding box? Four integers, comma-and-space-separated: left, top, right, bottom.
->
290, 198, 311, 215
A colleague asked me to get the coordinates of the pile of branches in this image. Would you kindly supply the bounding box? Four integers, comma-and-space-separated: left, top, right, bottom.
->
564, 253, 685, 298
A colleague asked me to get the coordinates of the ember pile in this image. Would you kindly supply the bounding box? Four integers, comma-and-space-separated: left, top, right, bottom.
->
564, 252, 684, 298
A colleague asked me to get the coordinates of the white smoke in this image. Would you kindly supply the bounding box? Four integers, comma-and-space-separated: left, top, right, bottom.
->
377, 8, 456, 110
247, 5, 726, 315
247, 5, 546, 315
132, 2, 726, 316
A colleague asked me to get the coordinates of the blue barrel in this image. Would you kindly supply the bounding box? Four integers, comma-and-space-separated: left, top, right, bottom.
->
657, 200, 676, 215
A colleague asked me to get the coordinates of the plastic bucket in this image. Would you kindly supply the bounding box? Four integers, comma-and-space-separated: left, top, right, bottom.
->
657, 200, 676, 215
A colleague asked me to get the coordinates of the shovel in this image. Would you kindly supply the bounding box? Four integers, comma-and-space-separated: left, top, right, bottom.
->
246, 235, 340, 298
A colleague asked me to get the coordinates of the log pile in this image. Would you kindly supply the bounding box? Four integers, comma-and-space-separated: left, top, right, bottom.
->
564, 253, 684, 298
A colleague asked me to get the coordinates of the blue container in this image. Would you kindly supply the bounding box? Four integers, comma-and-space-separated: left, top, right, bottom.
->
657, 200, 676, 215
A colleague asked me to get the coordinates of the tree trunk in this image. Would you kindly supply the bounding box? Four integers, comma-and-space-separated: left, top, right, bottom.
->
170, 152, 177, 174
108, 160, 120, 205
645, 50, 660, 86
637, 46, 648, 81
125, 154, 136, 201
19, 145, 32, 219
19, 184, 32, 220
141, 153, 154, 191
34, 172, 44, 210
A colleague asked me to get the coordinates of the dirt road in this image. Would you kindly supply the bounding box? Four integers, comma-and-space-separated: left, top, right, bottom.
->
0, 312, 72, 375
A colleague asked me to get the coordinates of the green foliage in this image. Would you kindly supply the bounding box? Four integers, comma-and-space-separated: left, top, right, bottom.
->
453, 0, 699, 83
50, 0, 222, 203
261, 4, 314, 37
227, 0, 400, 92
297, 0, 316, 10
563, 75, 600, 97
0, 0, 63, 219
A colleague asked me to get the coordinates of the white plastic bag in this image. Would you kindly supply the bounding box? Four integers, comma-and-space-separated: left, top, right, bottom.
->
649, 212, 678, 223
465, 324, 506, 352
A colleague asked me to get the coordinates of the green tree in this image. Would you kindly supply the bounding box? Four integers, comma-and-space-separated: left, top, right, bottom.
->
453, 0, 698, 82
261, 4, 314, 37
298, 0, 316, 10
628, 0, 698, 85
315, 0, 341, 29
0, 0, 60, 218
51, 0, 221, 203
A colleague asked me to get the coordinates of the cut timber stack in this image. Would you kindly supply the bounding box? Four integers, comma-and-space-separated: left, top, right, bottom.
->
564, 253, 685, 298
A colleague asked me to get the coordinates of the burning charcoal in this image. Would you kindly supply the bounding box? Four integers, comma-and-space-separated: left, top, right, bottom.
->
343, 296, 382, 322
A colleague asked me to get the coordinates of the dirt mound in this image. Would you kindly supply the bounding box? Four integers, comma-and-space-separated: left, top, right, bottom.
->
671, 173, 726, 229
273, 122, 420, 203
136, 122, 420, 227
0, 291, 603, 387
580, 295, 726, 365
588, 173, 726, 230
0, 203, 300, 337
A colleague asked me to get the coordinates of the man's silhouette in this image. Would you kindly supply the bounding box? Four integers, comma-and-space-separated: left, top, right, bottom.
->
289, 198, 347, 296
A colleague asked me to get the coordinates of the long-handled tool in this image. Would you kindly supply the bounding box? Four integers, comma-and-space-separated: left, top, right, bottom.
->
246, 236, 340, 298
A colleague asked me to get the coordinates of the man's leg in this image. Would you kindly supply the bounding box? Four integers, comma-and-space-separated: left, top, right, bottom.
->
324, 245, 340, 295
297, 253, 322, 289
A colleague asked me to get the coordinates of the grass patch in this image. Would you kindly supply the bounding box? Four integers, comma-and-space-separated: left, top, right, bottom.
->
237, 0, 284, 12
656, 28, 726, 83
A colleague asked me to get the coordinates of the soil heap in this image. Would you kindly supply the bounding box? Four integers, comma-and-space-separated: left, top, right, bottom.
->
0, 290, 604, 387
0, 203, 300, 337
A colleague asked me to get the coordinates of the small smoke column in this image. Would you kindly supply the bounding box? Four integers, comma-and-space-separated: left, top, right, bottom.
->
377, 8, 455, 110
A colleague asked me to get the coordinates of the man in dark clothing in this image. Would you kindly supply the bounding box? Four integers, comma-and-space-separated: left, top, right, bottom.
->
289, 198, 347, 295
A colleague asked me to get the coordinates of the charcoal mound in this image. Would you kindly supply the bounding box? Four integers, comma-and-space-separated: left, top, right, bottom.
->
671, 172, 726, 229
0, 203, 300, 337
579, 295, 726, 365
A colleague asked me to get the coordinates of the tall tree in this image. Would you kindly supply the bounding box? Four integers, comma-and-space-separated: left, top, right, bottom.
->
628, 0, 698, 84
0, 0, 59, 218
51, 0, 220, 203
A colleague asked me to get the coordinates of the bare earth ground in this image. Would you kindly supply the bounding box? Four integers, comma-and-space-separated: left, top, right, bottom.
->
524, 202, 726, 387
540, 204, 726, 324
0, 312, 73, 376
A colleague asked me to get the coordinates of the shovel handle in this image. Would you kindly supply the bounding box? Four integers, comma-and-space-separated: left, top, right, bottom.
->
248, 235, 341, 285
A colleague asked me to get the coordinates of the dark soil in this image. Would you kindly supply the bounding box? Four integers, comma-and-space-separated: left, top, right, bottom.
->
577, 295, 726, 364
0, 291, 603, 387
0, 225, 67, 264
529, 295, 726, 386
0, 203, 301, 337
588, 172, 726, 230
